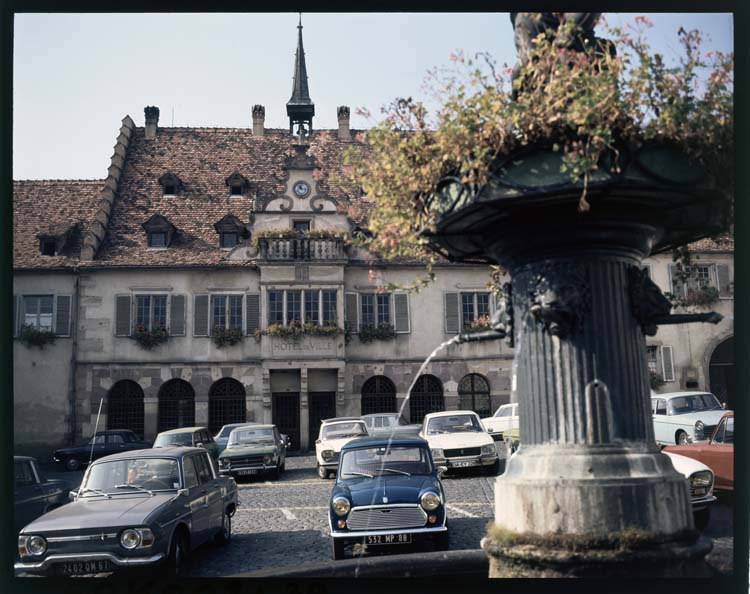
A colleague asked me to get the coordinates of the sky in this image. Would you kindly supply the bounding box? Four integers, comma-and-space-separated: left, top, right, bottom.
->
13, 12, 734, 180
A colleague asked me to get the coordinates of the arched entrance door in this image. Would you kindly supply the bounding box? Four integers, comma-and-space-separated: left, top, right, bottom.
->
158, 379, 195, 432
107, 380, 145, 438
361, 376, 397, 415
409, 375, 444, 424
709, 336, 734, 410
208, 378, 246, 435
458, 374, 491, 418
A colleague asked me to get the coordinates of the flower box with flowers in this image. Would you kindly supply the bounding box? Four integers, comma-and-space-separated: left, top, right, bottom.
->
131, 325, 169, 350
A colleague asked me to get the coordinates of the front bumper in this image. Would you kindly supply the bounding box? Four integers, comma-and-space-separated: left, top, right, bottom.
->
691, 494, 717, 512
15, 551, 165, 575
219, 464, 276, 474
435, 455, 497, 468
331, 525, 447, 541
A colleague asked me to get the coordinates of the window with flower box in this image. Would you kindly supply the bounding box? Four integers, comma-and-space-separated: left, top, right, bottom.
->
266, 289, 338, 326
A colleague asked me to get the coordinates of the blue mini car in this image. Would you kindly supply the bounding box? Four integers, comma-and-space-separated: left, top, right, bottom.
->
328, 436, 449, 560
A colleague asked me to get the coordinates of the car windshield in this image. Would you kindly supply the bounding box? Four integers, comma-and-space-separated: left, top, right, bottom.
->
81, 458, 181, 495
219, 424, 246, 439
667, 394, 723, 415
229, 427, 275, 445
321, 422, 367, 440
154, 433, 193, 447
340, 446, 432, 477
426, 414, 483, 435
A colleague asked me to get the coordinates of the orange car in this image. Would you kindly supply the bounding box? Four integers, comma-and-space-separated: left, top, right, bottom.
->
664, 411, 733, 491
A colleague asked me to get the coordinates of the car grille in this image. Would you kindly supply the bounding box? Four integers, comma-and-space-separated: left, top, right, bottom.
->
346, 505, 427, 531
229, 455, 265, 466
444, 447, 480, 458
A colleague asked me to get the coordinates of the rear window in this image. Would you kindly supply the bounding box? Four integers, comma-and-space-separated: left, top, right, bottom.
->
321, 422, 367, 440
154, 433, 193, 447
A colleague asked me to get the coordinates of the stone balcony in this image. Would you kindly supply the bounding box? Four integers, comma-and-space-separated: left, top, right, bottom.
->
258, 237, 346, 261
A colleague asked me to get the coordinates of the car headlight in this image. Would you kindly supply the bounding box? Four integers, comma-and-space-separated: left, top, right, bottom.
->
263, 455, 272, 465
120, 529, 142, 549
332, 496, 351, 516
219, 458, 229, 467
481, 444, 496, 455
689, 471, 713, 488
431, 448, 444, 459
321, 450, 335, 462
19, 535, 47, 556
420, 491, 441, 511
694, 421, 705, 440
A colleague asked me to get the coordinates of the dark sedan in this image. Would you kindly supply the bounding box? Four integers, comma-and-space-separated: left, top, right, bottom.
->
52, 429, 152, 471
328, 436, 449, 560
14, 456, 72, 534
15, 447, 238, 577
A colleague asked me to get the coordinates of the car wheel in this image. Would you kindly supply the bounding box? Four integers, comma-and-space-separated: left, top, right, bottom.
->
65, 457, 80, 471
694, 508, 710, 532
331, 539, 345, 560
317, 465, 330, 479
167, 530, 189, 577
214, 513, 232, 546
676, 431, 689, 445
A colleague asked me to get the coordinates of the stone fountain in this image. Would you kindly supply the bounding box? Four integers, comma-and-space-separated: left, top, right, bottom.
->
424, 13, 730, 578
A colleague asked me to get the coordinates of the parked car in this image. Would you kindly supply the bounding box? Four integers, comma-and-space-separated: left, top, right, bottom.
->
153, 427, 220, 460
501, 426, 521, 458
214, 422, 258, 454
662, 451, 716, 530
651, 392, 726, 446
15, 447, 238, 577
217, 424, 287, 479
361, 413, 421, 437
481, 403, 519, 442
316, 418, 369, 479
420, 411, 499, 475
14, 456, 73, 534
52, 430, 152, 471
664, 411, 733, 491
328, 436, 449, 560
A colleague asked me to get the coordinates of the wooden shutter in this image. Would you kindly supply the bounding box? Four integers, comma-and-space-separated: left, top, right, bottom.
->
661, 345, 675, 382
169, 295, 186, 336
193, 294, 209, 336
345, 292, 359, 333
668, 265, 684, 297
394, 292, 410, 333
115, 295, 132, 336
716, 264, 732, 298
246, 293, 260, 335
54, 295, 72, 336
444, 292, 460, 334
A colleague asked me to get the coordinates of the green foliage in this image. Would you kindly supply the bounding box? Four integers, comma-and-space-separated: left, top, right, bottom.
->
358, 323, 397, 343
344, 18, 733, 269
254, 321, 344, 342
464, 315, 493, 333
18, 324, 56, 349
649, 370, 665, 390
211, 326, 244, 348
668, 286, 720, 308
132, 324, 169, 350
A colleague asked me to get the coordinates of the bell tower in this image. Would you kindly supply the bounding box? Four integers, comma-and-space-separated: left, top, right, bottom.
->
286, 14, 315, 136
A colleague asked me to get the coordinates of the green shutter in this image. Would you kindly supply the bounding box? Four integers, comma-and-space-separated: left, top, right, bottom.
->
716, 264, 732, 297
661, 346, 675, 382
444, 292, 460, 334
345, 292, 358, 333
394, 293, 410, 333
668, 265, 685, 297
115, 295, 132, 336
54, 295, 72, 336
169, 295, 186, 336
193, 294, 209, 337
246, 293, 260, 335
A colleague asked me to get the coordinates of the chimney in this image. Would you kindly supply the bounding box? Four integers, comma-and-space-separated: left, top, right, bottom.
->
337, 106, 351, 141
252, 105, 265, 137
144, 106, 159, 139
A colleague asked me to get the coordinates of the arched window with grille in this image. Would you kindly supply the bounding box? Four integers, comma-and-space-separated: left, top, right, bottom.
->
361, 376, 397, 415
409, 374, 444, 424
158, 379, 195, 433
208, 378, 247, 435
107, 380, 145, 438
458, 374, 491, 418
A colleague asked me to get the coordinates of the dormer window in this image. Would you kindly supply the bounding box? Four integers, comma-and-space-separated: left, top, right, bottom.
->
221, 232, 239, 248
142, 214, 176, 249
40, 238, 57, 256
214, 214, 246, 250
225, 171, 250, 197
158, 172, 183, 196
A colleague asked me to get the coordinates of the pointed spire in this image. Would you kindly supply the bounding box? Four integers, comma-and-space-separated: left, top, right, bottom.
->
286, 13, 315, 134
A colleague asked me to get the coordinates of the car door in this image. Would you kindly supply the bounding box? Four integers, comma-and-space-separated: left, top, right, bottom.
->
653, 399, 668, 444
701, 416, 734, 489
183, 455, 212, 546
195, 451, 223, 535
14, 460, 43, 530
32, 460, 65, 512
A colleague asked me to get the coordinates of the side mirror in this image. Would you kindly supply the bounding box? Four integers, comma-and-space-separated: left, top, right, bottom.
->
177, 488, 189, 498
69, 489, 78, 501
196, 442, 203, 448
437, 466, 448, 476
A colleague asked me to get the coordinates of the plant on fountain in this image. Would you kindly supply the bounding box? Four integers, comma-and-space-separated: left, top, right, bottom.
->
342, 17, 733, 277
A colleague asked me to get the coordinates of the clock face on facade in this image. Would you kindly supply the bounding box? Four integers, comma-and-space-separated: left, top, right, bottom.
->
293, 181, 310, 197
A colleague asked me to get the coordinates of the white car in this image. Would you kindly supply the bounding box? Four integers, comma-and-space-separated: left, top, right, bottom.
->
652, 391, 726, 445
315, 418, 368, 479
420, 410, 499, 475
481, 403, 519, 442
663, 451, 716, 530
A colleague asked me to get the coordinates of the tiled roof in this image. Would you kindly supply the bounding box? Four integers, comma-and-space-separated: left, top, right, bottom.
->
95, 126, 369, 267
13, 180, 103, 269
687, 233, 734, 253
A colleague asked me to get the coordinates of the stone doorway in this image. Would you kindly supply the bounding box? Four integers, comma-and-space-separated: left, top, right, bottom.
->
308, 392, 336, 444
273, 392, 301, 451
709, 336, 734, 410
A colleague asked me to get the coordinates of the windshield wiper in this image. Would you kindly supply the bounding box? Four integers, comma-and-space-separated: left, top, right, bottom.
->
380, 468, 411, 476
344, 471, 373, 478
79, 488, 110, 498
113, 484, 154, 495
